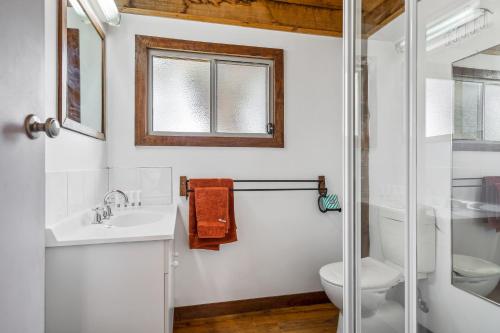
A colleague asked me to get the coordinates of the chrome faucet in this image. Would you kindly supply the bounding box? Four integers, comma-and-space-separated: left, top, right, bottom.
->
102, 190, 129, 219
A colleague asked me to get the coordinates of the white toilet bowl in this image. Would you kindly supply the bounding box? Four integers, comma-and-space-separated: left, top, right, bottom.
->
319, 206, 437, 333
320, 257, 403, 333
453, 254, 500, 296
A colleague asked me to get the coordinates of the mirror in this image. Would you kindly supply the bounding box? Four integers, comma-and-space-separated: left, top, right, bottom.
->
453, 45, 500, 151
58, 0, 105, 139
452, 43, 500, 305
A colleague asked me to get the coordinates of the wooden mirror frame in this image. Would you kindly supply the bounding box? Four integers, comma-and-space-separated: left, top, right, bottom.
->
58, 0, 106, 140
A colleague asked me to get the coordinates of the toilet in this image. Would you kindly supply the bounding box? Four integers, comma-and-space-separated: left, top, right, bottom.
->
453, 254, 500, 297
319, 207, 436, 333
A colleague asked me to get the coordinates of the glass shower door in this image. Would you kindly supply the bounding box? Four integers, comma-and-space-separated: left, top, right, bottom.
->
344, 0, 409, 332
346, 0, 500, 332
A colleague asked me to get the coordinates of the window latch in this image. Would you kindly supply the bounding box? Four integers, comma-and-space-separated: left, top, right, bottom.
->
266, 123, 275, 135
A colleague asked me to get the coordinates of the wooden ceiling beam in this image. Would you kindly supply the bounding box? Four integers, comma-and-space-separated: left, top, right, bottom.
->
118, 0, 343, 37
272, 0, 342, 10
362, 0, 389, 14
362, 0, 404, 36
116, 0, 404, 38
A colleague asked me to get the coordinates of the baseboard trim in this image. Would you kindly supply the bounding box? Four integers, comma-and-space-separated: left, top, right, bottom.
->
174, 291, 330, 322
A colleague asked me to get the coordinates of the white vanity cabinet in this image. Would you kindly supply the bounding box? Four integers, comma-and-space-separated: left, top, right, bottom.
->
45, 240, 175, 333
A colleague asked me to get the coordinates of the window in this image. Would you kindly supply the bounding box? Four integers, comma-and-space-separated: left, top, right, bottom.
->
135, 36, 284, 147
454, 80, 500, 141
453, 66, 500, 151
454, 80, 483, 140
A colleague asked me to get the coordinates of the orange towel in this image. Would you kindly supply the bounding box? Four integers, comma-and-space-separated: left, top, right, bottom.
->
189, 179, 237, 250
195, 187, 229, 238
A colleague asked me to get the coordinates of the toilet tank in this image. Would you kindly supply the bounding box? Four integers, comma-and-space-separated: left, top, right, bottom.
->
378, 206, 436, 274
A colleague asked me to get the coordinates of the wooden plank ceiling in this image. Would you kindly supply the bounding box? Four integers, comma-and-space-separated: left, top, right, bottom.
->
116, 0, 403, 37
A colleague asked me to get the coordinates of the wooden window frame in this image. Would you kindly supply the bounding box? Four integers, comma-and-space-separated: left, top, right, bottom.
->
135, 35, 284, 148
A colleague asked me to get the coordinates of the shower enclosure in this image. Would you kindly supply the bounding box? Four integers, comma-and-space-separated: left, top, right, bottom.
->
343, 0, 500, 332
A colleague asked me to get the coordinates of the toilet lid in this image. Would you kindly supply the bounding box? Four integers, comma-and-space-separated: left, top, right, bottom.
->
453, 254, 500, 278
320, 257, 402, 290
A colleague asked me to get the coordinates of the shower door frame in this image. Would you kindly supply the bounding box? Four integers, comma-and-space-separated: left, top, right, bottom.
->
341, 0, 419, 332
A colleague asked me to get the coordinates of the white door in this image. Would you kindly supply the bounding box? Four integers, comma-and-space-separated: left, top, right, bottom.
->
0, 1, 46, 332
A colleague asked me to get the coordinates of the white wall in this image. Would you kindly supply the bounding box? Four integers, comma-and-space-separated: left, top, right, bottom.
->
106, 14, 343, 306
45, 0, 107, 172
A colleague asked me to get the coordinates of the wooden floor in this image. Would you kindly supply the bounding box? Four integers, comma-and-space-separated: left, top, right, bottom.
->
174, 303, 339, 333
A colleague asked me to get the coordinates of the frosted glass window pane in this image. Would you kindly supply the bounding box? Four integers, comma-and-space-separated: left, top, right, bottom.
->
454, 81, 482, 140
216, 63, 268, 134
152, 56, 210, 133
484, 84, 500, 141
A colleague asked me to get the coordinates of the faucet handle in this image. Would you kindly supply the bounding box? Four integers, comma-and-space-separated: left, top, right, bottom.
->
104, 204, 113, 218
92, 207, 103, 224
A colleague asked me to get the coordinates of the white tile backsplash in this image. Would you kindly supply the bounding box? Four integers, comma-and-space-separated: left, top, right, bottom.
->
84, 169, 108, 209
138, 167, 172, 202
46, 172, 68, 227
46, 169, 109, 226
109, 167, 172, 205
108, 168, 139, 191
46, 167, 172, 226
67, 171, 87, 215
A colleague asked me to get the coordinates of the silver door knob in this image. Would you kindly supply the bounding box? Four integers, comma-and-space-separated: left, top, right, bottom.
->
24, 114, 60, 139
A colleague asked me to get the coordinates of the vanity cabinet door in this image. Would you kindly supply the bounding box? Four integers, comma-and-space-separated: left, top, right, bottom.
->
46, 241, 166, 333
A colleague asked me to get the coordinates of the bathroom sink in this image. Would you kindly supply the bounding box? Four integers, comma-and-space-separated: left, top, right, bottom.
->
452, 199, 500, 220
45, 205, 177, 247
107, 211, 164, 227
467, 202, 500, 213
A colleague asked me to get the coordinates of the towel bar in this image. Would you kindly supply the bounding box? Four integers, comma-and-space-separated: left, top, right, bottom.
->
179, 176, 341, 214
180, 176, 327, 198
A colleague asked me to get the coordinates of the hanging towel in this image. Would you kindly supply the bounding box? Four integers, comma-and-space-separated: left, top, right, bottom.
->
195, 187, 229, 238
481, 177, 500, 232
189, 179, 237, 250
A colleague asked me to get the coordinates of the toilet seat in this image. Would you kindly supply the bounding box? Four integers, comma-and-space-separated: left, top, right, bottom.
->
453, 254, 500, 278
320, 257, 402, 291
